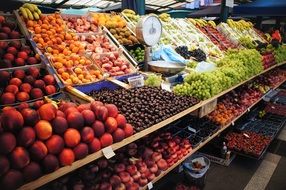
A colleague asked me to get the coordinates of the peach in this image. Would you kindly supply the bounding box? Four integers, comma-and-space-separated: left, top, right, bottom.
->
9, 77, 22, 87
0, 169, 23, 190
89, 138, 101, 153
52, 116, 68, 134
90, 101, 104, 113
113, 128, 125, 143
17, 51, 28, 60
43, 75, 55, 85
45, 85, 56, 95
16, 92, 30, 102
81, 126, 95, 143
82, 109, 95, 125
21, 108, 39, 126
0, 70, 10, 86
92, 120, 105, 137
34, 120, 52, 140
95, 106, 108, 121
15, 57, 25, 66
56, 110, 65, 118
29, 141, 48, 161
17, 102, 29, 110
0, 156, 9, 176
67, 112, 84, 130
19, 83, 32, 93
17, 127, 36, 147
1, 92, 15, 104
5, 84, 19, 94
23, 75, 35, 85
38, 103, 57, 121
100, 133, 113, 148
33, 79, 45, 89
27, 67, 39, 78
105, 117, 118, 133
59, 102, 77, 112
65, 107, 79, 116
105, 104, 118, 117
64, 128, 81, 148
10, 147, 30, 169
45, 135, 64, 154
124, 124, 134, 137
30, 88, 43, 99
33, 100, 44, 109
42, 154, 59, 173
13, 69, 25, 80
22, 162, 42, 182
59, 148, 75, 166
0, 133, 16, 154
73, 143, 88, 160
116, 114, 127, 128
1, 109, 24, 131
77, 103, 90, 112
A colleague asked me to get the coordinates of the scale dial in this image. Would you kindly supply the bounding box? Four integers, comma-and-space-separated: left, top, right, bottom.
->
136, 15, 162, 46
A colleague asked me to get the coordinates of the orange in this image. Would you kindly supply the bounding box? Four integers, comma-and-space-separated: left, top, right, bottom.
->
27, 20, 34, 27
61, 72, 70, 80
34, 27, 41, 34
65, 33, 72, 40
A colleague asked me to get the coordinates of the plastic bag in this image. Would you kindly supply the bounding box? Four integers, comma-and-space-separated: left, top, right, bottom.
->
195, 61, 216, 73
152, 45, 187, 64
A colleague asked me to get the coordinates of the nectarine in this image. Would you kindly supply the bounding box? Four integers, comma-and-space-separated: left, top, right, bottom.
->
34, 120, 52, 140
17, 127, 36, 147
92, 120, 105, 137
64, 128, 81, 148
29, 141, 48, 161
59, 148, 75, 166
51, 116, 68, 134
82, 109, 95, 125
89, 138, 101, 153
100, 133, 113, 148
10, 147, 30, 169
45, 135, 64, 154
1, 109, 24, 131
22, 162, 42, 182
38, 103, 57, 121
0, 169, 23, 190
105, 117, 118, 133
73, 143, 89, 160
21, 108, 39, 126
67, 112, 84, 129
42, 154, 59, 173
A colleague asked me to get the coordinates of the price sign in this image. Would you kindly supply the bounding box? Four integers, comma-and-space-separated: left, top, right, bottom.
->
102, 146, 115, 159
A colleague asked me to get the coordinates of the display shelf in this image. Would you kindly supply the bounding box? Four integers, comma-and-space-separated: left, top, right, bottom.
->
18, 65, 286, 190
141, 78, 286, 190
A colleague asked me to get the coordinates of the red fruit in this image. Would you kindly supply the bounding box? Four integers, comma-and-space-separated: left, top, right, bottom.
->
27, 67, 40, 78
138, 177, 148, 187
105, 117, 118, 133
9, 77, 22, 86
59, 148, 75, 166
0, 16, 4, 24
10, 40, 21, 49
17, 127, 36, 147
21, 45, 31, 54
9, 31, 20, 39
15, 57, 25, 66
0, 70, 10, 86
0, 156, 10, 176
33, 100, 44, 109
51, 116, 68, 134
100, 133, 113, 148
30, 88, 43, 99
33, 80, 45, 89
42, 154, 59, 173
45, 85, 56, 95
0, 92, 15, 104
4, 53, 14, 61
95, 105, 108, 121
34, 120, 52, 140
29, 141, 48, 161
13, 69, 25, 79
43, 74, 55, 85
17, 51, 28, 60
113, 128, 125, 142
90, 101, 104, 113
92, 120, 105, 137
45, 135, 64, 154
1, 59, 12, 68
152, 152, 162, 162
97, 158, 108, 169
10, 147, 30, 169
1, 109, 24, 131
38, 103, 57, 121
126, 183, 139, 190
81, 109, 95, 125
1, 26, 10, 34
124, 124, 134, 137
149, 164, 158, 174
0, 170, 23, 190
105, 104, 118, 117
131, 171, 141, 181
23, 75, 35, 85
89, 138, 101, 153
7, 46, 17, 55
99, 182, 112, 190
19, 83, 32, 93
65, 107, 79, 116
119, 172, 131, 183
126, 165, 137, 175
115, 163, 126, 173
157, 159, 168, 171
5, 84, 19, 94
136, 162, 147, 173
77, 103, 90, 112
67, 112, 84, 130
73, 143, 88, 160
56, 110, 65, 118
18, 102, 29, 110
81, 126, 95, 143
16, 92, 30, 102
0, 41, 8, 49
22, 162, 42, 182
0, 132, 16, 154
110, 175, 122, 187
147, 173, 155, 181
0, 32, 8, 40
64, 128, 81, 148
27, 57, 38, 65
116, 114, 127, 128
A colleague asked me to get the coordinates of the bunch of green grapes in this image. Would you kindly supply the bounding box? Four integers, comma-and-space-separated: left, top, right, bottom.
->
274, 45, 286, 63
144, 74, 162, 87
239, 36, 256, 49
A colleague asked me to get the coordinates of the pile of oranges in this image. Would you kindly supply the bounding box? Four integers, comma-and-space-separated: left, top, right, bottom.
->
25, 13, 103, 85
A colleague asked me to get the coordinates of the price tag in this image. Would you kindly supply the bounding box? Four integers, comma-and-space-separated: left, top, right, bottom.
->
161, 82, 172, 92
147, 182, 153, 189
178, 164, 183, 172
188, 126, 197, 133
231, 121, 235, 126
247, 108, 250, 112
102, 146, 115, 159
226, 0, 234, 8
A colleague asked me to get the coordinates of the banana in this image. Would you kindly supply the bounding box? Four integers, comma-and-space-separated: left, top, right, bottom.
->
25, 8, 34, 20
36, 8, 41, 15
208, 20, 216, 28
123, 9, 135, 15
23, 3, 35, 12
188, 18, 196, 25
33, 12, 39, 20
19, 7, 28, 19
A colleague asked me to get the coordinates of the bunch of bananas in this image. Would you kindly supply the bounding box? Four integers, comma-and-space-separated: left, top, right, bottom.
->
188, 18, 216, 27
19, 3, 41, 21
159, 13, 170, 22
122, 9, 140, 22
226, 19, 253, 30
